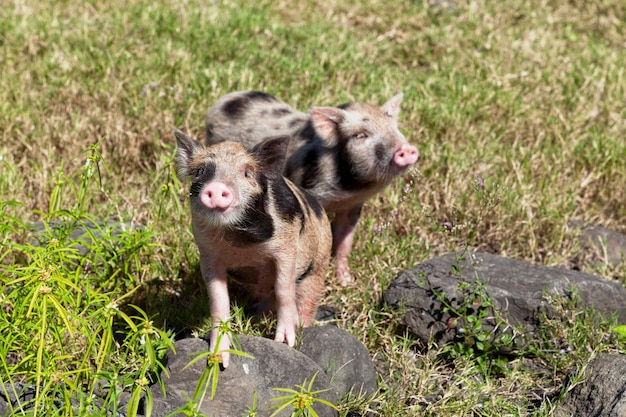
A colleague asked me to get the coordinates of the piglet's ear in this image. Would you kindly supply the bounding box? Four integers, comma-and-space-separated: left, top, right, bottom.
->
309, 107, 344, 145
174, 129, 202, 179
250, 136, 290, 180
381, 92, 403, 119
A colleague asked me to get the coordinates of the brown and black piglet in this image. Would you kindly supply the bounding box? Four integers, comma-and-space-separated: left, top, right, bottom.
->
174, 130, 332, 368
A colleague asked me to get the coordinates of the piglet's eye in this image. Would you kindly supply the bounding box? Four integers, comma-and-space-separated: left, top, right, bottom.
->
244, 167, 253, 178
193, 168, 205, 177
354, 132, 368, 140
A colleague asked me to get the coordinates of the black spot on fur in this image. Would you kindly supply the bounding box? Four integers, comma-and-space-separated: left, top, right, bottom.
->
189, 162, 216, 196
300, 188, 324, 219
374, 143, 386, 164
288, 117, 306, 130
335, 144, 373, 191
295, 147, 321, 190
245, 91, 277, 102
271, 176, 303, 222
222, 97, 249, 119
297, 262, 314, 284
337, 102, 355, 110
228, 210, 274, 245
272, 107, 293, 117
227, 177, 274, 246
297, 119, 318, 142
189, 181, 204, 198
222, 92, 278, 119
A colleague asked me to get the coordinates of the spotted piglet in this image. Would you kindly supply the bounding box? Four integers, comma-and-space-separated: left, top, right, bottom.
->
174, 130, 332, 368
205, 91, 419, 283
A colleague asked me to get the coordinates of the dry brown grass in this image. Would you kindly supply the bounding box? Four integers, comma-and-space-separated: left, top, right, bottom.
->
1, 0, 625, 414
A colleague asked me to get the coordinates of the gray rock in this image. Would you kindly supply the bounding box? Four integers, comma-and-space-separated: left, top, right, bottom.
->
0, 383, 37, 411
298, 326, 377, 399
569, 220, 626, 266
556, 354, 626, 417
315, 305, 339, 324
384, 251, 626, 349
0, 384, 17, 416
0, 391, 10, 416
151, 336, 338, 417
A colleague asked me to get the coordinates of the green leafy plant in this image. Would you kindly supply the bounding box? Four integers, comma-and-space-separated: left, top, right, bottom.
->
168, 320, 254, 416
0, 145, 174, 416
613, 325, 626, 341
530, 287, 626, 365
425, 176, 517, 376
268, 373, 338, 417
242, 392, 259, 417
519, 286, 626, 407
429, 253, 520, 377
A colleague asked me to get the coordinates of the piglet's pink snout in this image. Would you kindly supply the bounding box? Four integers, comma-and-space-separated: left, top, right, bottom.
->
200, 182, 234, 209
393, 144, 419, 167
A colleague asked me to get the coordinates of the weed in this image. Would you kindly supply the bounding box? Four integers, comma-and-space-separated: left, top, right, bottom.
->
422, 175, 517, 377
242, 392, 259, 417
530, 286, 626, 363
614, 325, 626, 342
417, 250, 520, 381
0, 144, 174, 416
268, 373, 338, 417
522, 286, 626, 406
169, 321, 253, 415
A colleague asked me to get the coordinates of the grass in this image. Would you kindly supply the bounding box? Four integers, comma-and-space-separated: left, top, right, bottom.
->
1, 0, 625, 415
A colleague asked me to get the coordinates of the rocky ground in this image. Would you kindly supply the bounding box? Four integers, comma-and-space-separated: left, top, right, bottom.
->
4, 220, 625, 416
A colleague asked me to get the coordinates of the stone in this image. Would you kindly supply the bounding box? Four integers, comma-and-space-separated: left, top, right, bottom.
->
0, 383, 21, 416
0, 397, 11, 416
556, 354, 626, 417
315, 305, 339, 324
151, 336, 338, 417
569, 220, 626, 266
383, 251, 626, 350
298, 326, 377, 399
0, 383, 37, 411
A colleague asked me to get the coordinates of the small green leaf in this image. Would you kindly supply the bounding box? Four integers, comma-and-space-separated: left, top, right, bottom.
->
613, 325, 626, 339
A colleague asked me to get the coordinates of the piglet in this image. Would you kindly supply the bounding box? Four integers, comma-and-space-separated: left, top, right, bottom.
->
205, 91, 419, 283
174, 129, 332, 368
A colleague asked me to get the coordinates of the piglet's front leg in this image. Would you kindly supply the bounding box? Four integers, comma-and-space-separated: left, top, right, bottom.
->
202, 259, 233, 368
273, 254, 300, 347
332, 205, 362, 284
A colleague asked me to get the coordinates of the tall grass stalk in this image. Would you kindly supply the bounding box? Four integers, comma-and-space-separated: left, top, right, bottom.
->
0, 144, 174, 416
